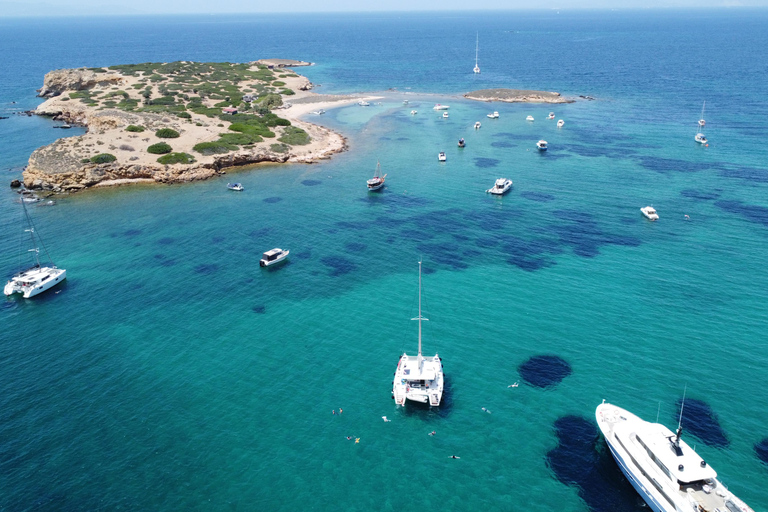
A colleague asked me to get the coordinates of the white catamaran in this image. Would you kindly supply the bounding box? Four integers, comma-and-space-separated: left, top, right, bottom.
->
4, 200, 66, 298
473, 33, 481, 74
393, 261, 444, 407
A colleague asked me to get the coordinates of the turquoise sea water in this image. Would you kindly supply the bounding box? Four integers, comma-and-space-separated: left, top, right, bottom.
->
1, 10, 768, 511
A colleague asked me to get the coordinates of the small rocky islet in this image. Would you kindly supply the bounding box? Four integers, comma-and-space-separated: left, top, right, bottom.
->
23, 59, 345, 193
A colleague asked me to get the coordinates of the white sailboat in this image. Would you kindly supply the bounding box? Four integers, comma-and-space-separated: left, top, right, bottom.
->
367, 161, 387, 191
393, 261, 444, 407
473, 33, 480, 74
695, 101, 708, 145
4, 200, 66, 298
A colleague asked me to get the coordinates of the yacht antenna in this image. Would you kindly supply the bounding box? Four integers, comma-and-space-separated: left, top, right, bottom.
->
675, 384, 687, 446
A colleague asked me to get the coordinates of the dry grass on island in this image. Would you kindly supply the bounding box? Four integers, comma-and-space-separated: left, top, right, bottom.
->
24, 59, 378, 194
464, 88, 576, 104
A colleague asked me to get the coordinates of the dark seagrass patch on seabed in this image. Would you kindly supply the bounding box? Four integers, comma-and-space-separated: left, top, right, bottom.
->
301, 179, 322, 186
548, 210, 641, 258
520, 191, 555, 202
474, 157, 500, 168
154, 254, 177, 267
263, 196, 283, 203
719, 165, 768, 184
345, 242, 367, 253
321, 256, 357, 276
491, 141, 516, 148
157, 237, 174, 245
193, 263, 219, 275
714, 200, 768, 227
680, 189, 721, 201
252, 305, 266, 314
755, 439, 768, 465
546, 416, 648, 512
519, 355, 572, 388
676, 398, 729, 448
113, 228, 142, 238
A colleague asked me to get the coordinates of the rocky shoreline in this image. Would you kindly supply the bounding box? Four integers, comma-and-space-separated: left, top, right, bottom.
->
21, 61, 351, 194
464, 88, 576, 104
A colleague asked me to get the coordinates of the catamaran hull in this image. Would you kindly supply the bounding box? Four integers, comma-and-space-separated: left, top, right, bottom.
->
4, 268, 66, 298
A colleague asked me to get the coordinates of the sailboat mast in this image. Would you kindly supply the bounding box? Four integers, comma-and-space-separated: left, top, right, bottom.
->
475, 33, 479, 66
21, 200, 41, 267
418, 260, 422, 357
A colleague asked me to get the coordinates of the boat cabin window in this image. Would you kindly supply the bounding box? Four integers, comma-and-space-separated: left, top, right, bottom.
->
635, 435, 672, 480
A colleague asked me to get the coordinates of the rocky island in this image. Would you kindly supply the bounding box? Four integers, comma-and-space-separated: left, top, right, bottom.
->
464, 88, 575, 104
24, 60, 374, 193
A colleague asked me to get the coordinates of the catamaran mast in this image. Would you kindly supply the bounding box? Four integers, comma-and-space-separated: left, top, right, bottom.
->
418, 260, 423, 357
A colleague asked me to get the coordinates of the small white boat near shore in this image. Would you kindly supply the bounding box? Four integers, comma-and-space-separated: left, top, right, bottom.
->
358, 100, 370, 106
487, 178, 512, 195
227, 183, 244, 191
474, 121, 481, 129
557, 119, 565, 127
442, 112, 449, 118
433, 104, 450, 110
458, 138, 465, 148
410, 110, 417, 115
537, 140, 548, 151
438, 152, 446, 162
526, 115, 534, 122
548, 112, 555, 120
310, 109, 325, 115
487, 111, 499, 119
640, 206, 659, 221
260, 248, 289, 267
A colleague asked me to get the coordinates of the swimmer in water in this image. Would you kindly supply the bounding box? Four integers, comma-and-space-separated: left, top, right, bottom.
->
482, 407, 492, 414
508, 382, 519, 388
428, 431, 436, 436
450, 455, 460, 459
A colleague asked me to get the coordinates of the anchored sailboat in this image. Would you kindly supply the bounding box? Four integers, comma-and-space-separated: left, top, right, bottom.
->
473, 33, 480, 74
392, 261, 444, 407
4, 199, 66, 298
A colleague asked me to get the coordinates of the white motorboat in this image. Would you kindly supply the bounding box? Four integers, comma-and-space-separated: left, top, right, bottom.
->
4, 200, 66, 298
641, 206, 659, 221
526, 115, 534, 122
474, 121, 481, 129
310, 109, 325, 115
403, 100, 409, 105
695, 101, 708, 144
548, 112, 555, 119
438, 152, 447, 162
227, 183, 244, 191
536, 140, 548, 151
260, 248, 289, 267
393, 261, 444, 407
486, 178, 512, 195
433, 104, 450, 110
358, 100, 370, 106
557, 119, 565, 127
410, 110, 417, 115
596, 400, 754, 512
487, 111, 499, 119
473, 33, 481, 74
442, 112, 449, 118
458, 138, 465, 148
367, 161, 387, 191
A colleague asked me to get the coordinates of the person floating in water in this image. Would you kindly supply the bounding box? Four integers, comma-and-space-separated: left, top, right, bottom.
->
332, 410, 336, 415
450, 455, 460, 459
429, 431, 436, 436
346, 436, 353, 441
355, 438, 360, 444
339, 408, 343, 415
482, 407, 492, 414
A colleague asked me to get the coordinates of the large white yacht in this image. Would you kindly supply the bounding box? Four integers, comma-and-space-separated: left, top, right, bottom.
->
487, 178, 512, 195
4, 200, 66, 298
393, 262, 444, 407
596, 401, 754, 512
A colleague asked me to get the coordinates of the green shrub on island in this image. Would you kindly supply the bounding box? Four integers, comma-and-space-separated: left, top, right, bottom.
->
258, 93, 283, 110
192, 141, 238, 155
278, 126, 310, 146
90, 153, 117, 164
177, 112, 192, 119
147, 142, 173, 154
270, 143, 290, 153
280, 89, 295, 96
61, 97, 70, 101
157, 152, 194, 165
147, 96, 177, 106
125, 125, 145, 132
155, 128, 180, 138
218, 132, 263, 145
88, 67, 108, 73
272, 81, 286, 87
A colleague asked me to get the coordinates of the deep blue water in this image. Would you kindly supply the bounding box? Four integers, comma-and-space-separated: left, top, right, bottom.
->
1, 10, 768, 511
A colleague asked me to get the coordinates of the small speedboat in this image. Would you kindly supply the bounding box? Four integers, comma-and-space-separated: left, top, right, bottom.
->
487, 112, 499, 119
310, 109, 325, 115
526, 115, 534, 122
458, 138, 465, 148
403, 100, 409, 105
695, 133, 708, 145
433, 104, 450, 110
537, 140, 548, 151
358, 100, 370, 106
367, 161, 387, 191
487, 178, 513, 195
474, 121, 481, 129
227, 183, 244, 191
640, 206, 659, 221
557, 119, 565, 127
438, 152, 447, 162
410, 110, 417, 115
260, 248, 289, 267
442, 112, 449, 118
548, 112, 555, 120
